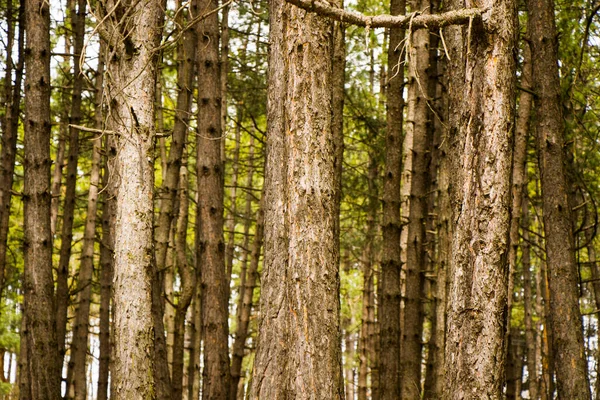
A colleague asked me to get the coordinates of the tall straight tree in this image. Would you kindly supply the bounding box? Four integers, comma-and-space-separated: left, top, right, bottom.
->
443, 0, 517, 398
97, 0, 165, 397
55, 0, 88, 362
22, 0, 61, 397
0, 0, 24, 297
526, 0, 591, 397
379, 0, 405, 397
195, 0, 231, 398
401, 0, 433, 396
250, 0, 344, 397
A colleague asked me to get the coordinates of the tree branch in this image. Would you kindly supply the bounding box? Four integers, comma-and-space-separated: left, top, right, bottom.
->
284, 0, 483, 29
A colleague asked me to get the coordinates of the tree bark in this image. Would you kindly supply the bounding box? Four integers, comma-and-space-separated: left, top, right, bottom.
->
99, 0, 165, 397
443, 0, 517, 398
195, 0, 231, 398
379, 0, 405, 398
526, 1, 591, 398
0, 0, 24, 298
250, 0, 344, 397
22, 0, 61, 397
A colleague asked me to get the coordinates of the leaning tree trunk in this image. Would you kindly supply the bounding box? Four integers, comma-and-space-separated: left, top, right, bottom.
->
444, 0, 517, 398
22, 0, 61, 397
379, 0, 405, 398
98, 0, 165, 398
250, 0, 344, 397
526, 1, 591, 398
195, 0, 231, 397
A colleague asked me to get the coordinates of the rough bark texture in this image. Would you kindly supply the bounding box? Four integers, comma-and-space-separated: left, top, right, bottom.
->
196, 0, 231, 398
249, 0, 344, 397
22, 0, 61, 397
443, 0, 517, 398
379, 0, 405, 398
0, 0, 24, 297
99, 0, 164, 397
526, 1, 591, 398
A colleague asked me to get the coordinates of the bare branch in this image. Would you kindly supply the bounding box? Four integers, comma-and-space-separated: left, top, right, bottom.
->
284, 0, 483, 29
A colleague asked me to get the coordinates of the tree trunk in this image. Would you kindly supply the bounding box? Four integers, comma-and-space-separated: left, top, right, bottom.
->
526, 1, 591, 398
22, 0, 61, 397
401, 1, 433, 396
172, 160, 196, 400
187, 285, 202, 400
250, 0, 344, 397
443, 0, 517, 398
97, 136, 115, 400
0, 0, 24, 298
195, 0, 231, 398
379, 0, 405, 398
55, 0, 88, 366
99, 0, 165, 397
231, 195, 264, 400
230, 137, 257, 400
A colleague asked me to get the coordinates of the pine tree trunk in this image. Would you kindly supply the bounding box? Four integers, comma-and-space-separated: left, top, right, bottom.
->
22, 0, 61, 397
187, 286, 202, 400
99, 0, 165, 397
56, 0, 88, 366
526, 1, 591, 398
97, 135, 115, 400
250, 0, 344, 397
401, 1, 433, 396
444, 0, 517, 397
230, 138, 257, 400
379, 0, 405, 397
195, 0, 231, 397
0, 0, 24, 298
231, 194, 264, 400
172, 160, 196, 400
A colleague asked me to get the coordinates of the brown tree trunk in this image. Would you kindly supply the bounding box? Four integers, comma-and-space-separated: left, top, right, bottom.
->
230, 137, 257, 400
526, 1, 591, 398
187, 285, 202, 400
195, 0, 231, 398
401, 1, 433, 397
22, 0, 61, 397
230, 196, 264, 400
172, 160, 196, 400
99, 0, 165, 398
0, 0, 24, 298
379, 0, 405, 398
97, 135, 115, 400
55, 0, 87, 366
250, 0, 344, 397
358, 267, 371, 400
521, 195, 538, 400
444, 0, 517, 398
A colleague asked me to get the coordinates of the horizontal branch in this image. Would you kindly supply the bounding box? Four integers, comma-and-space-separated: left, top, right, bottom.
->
285, 0, 483, 29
